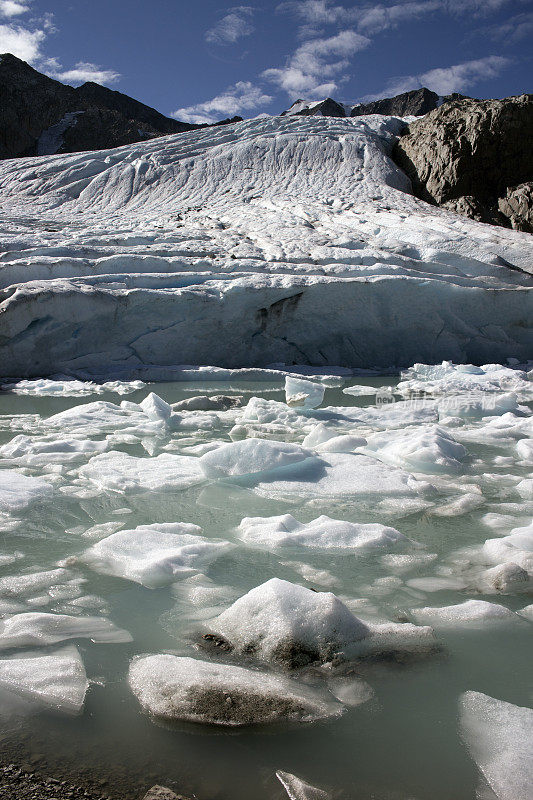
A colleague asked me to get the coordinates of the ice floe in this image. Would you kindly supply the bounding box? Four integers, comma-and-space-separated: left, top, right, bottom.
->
79, 451, 205, 492
410, 600, 518, 628
460, 691, 533, 800
285, 377, 325, 409
0, 645, 88, 714
0, 469, 53, 512
128, 655, 343, 726
0, 612, 132, 650
237, 514, 407, 551
82, 523, 233, 588
199, 438, 316, 481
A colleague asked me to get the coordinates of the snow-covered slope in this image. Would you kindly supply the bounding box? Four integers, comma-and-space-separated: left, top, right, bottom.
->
0, 115, 531, 378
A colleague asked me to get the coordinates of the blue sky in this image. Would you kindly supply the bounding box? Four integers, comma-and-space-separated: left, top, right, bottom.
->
1, 0, 531, 122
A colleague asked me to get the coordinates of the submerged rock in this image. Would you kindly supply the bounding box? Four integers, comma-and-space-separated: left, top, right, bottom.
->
128, 655, 342, 726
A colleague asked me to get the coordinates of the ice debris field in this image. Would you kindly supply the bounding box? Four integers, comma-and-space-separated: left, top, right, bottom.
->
0, 363, 531, 798
0, 114, 532, 799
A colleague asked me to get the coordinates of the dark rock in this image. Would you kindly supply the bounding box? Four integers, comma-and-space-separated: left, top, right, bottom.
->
282, 98, 347, 117
352, 88, 442, 117
0, 53, 241, 160
393, 94, 533, 231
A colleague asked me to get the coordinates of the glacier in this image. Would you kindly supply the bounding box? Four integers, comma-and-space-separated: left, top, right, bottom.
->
0, 114, 531, 378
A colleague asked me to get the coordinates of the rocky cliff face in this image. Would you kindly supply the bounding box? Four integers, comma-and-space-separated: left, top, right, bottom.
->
393, 94, 533, 232
0, 54, 240, 159
282, 88, 468, 119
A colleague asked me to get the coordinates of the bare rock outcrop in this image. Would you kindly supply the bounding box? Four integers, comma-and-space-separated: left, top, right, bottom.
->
393, 94, 533, 232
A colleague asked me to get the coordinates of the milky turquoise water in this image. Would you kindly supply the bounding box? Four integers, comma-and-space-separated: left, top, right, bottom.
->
0, 379, 531, 800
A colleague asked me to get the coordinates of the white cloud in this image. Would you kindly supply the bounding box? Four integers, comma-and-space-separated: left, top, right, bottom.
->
173, 81, 273, 124
0, 22, 44, 60
205, 6, 254, 45
47, 61, 120, 85
263, 28, 370, 97
482, 11, 533, 43
361, 55, 511, 100
356, 2, 441, 35
0, 0, 29, 17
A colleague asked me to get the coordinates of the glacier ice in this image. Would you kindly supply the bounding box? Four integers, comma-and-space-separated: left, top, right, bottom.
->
0, 116, 531, 378
128, 654, 343, 726
460, 691, 533, 800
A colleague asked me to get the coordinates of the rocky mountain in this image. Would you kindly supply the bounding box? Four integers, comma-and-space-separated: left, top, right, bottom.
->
0, 53, 241, 159
281, 88, 469, 119
393, 94, 533, 232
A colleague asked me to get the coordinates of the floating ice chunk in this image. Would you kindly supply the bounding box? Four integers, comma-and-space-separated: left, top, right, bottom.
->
429, 491, 484, 517
302, 424, 340, 449
206, 578, 435, 668
316, 435, 367, 453
438, 393, 519, 420
45, 401, 134, 432
199, 438, 316, 481
399, 363, 531, 397
285, 377, 325, 409
238, 514, 407, 551
477, 563, 529, 594
516, 479, 533, 500
363, 426, 467, 474
0, 379, 145, 397
0, 470, 53, 512
482, 521, 533, 575
0, 612, 132, 650
128, 655, 342, 726
140, 392, 172, 421
381, 552, 438, 574
209, 578, 370, 668
516, 439, 533, 463
276, 770, 329, 799
253, 453, 432, 511
0, 568, 71, 599
0, 646, 88, 714
83, 523, 233, 588
459, 691, 533, 800
0, 435, 107, 467
242, 397, 302, 427
411, 600, 517, 628
79, 451, 205, 493
406, 576, 468, 592
343, 385, 384, 397
173, 395, 244, 411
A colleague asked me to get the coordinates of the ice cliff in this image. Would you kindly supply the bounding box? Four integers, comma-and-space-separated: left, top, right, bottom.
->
0, 114, 531, 379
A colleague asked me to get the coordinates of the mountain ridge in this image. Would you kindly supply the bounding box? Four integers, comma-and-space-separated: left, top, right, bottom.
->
0, 53, 242, 159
